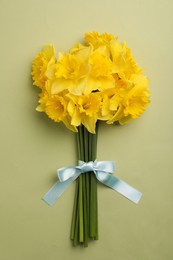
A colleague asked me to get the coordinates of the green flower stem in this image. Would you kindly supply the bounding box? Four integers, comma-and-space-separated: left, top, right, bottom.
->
70, 129, 82, 245
89, 124, 98, 240
95, 187, 99, 240
83, 127, 89, 162
79, 175, 84, 242
73, 200, 79, 246
86, 173, 90, 223
90, 173, 97, 238
82, 174, 89, 247
70, 180, 79, 240
79, 126, 85, 244
83, 126, 90, 246
78, 126, 84, 160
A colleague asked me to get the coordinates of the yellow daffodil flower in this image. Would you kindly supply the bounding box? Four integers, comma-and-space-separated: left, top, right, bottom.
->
67, 93, 101, 133
85, 31, 115, 49
50, 49, 89, 95
37, 89, 77, 132
98, 88, 119, 121
107, 75, 150, 124
31, 45, 56, 88
122, 75, 150, 119
83, 51, 115, 94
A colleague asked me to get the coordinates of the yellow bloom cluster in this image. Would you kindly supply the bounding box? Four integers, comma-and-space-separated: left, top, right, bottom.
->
31, 32, 150, 133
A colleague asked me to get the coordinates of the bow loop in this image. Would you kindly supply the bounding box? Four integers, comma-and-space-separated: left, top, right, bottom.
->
94, 160, 115, 174
58, 166, 79, 182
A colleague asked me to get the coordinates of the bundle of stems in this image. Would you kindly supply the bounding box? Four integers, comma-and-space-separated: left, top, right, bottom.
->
70, 124, 99, 247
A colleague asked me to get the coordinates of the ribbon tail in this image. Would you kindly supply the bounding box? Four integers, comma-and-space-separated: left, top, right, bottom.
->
42, 177, 75, 206
96, 171, 142, 204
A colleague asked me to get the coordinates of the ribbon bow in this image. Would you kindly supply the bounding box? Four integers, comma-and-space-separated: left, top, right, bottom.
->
42, 161, 142, 205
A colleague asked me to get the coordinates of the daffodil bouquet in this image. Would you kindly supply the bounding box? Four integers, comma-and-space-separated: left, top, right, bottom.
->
31, 32, 150, 247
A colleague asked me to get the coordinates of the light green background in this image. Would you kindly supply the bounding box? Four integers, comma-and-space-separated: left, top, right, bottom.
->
1, 0, 173, 259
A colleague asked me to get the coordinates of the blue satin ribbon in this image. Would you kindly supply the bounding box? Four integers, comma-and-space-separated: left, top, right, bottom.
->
42, 160, 142, 205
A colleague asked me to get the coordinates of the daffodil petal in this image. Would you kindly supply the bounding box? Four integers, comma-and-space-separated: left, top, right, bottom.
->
82, 116, 97, 134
